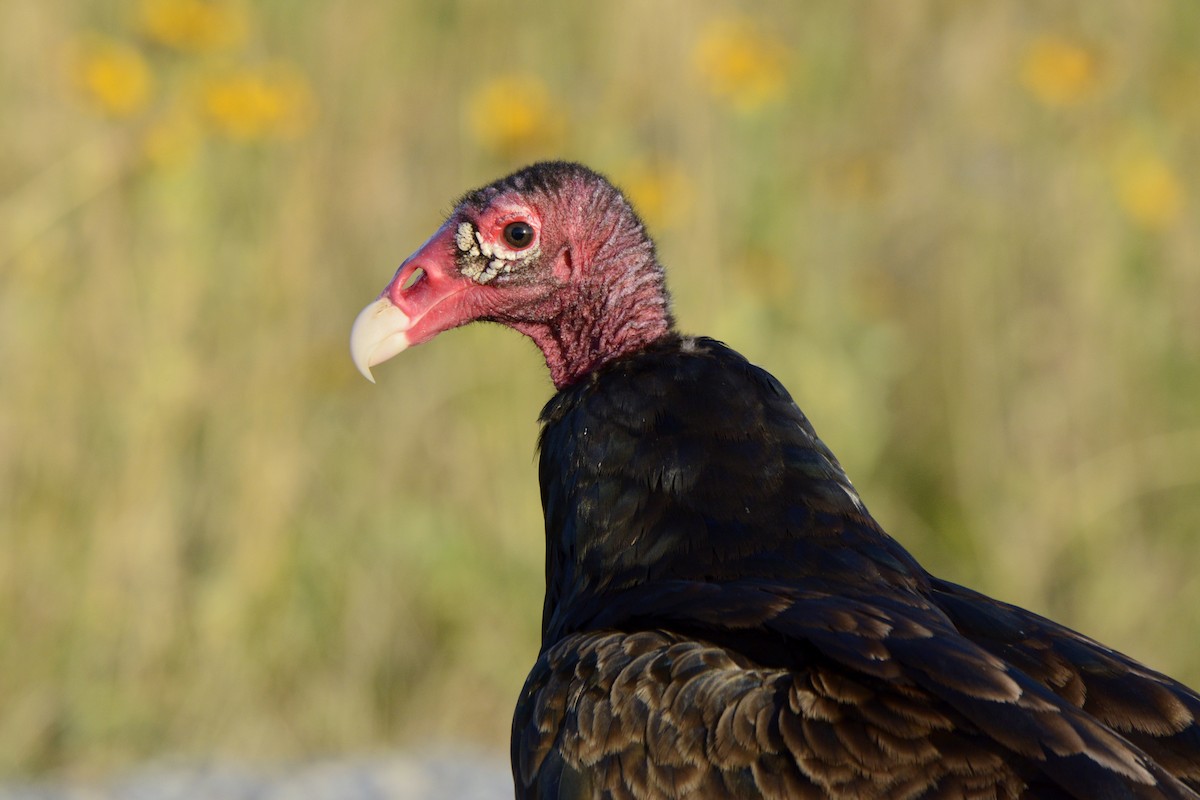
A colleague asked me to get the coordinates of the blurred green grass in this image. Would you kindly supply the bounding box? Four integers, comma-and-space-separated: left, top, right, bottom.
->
2, 0, 1199, 779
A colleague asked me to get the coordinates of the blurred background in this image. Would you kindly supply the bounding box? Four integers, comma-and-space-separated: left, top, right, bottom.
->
2, 0, 1199, 786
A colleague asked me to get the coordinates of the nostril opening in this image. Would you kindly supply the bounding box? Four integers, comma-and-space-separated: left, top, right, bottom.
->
401, 267, 426, 291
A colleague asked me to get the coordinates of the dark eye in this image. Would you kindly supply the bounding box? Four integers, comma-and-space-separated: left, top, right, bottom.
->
502, 221, 534, 249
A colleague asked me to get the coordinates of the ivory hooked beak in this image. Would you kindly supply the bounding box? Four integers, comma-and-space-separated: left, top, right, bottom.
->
349, 297, 413, 383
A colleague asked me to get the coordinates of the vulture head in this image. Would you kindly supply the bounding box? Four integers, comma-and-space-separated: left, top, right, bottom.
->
351, 161, 674, 388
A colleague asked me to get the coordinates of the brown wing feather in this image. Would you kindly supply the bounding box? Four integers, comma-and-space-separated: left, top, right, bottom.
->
514, 629, 1044, 799
513, 580, 1200, 799
934, 579, 1200, 792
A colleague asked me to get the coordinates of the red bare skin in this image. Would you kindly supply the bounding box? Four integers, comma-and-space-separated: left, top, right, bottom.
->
367, 164, 673, 389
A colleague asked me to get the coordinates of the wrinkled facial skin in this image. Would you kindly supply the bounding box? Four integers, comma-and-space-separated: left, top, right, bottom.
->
350, 189, 566, 381
454, 219, 540, 283
452, 194, 548, 287
353, 161, 665, 387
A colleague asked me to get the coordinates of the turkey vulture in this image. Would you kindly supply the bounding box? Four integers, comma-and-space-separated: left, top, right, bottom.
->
351, 162, 1200, 799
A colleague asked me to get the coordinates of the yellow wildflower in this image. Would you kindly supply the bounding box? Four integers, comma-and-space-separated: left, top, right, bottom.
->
466, 74, 565, 157
139, 0, 247, 53
65, 35, 153, 118
617, 161, 692, 231
1020, 35, 1099, 108
201, 64, 316, 140
693, 17, 790, 113
1113, 154, 1184, 230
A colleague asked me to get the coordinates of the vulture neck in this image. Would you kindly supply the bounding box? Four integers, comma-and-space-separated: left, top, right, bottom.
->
517, 232, 673, 390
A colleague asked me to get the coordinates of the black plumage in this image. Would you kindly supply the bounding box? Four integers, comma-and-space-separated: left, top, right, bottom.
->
351, 162, 1200, 799
517, 337, 1200, 798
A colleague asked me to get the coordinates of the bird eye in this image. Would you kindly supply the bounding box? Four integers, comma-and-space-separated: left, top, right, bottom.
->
502, 221, 534, 249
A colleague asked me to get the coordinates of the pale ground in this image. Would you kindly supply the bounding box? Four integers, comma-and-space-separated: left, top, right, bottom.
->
0, 755, 512, 800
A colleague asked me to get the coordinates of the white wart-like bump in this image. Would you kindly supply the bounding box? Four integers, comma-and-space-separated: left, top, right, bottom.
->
455, 220, 540, 284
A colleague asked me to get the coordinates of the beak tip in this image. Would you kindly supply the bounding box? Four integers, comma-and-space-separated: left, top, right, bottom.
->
350, 297, 412, 384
